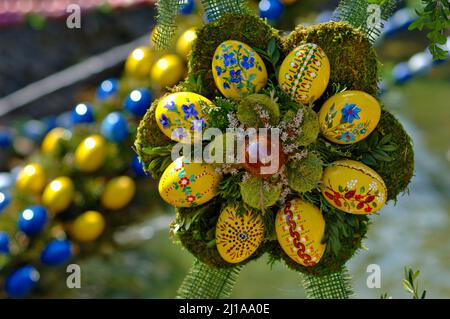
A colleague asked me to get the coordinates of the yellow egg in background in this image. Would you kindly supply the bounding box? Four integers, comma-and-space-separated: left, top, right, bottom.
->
150, 54, 185, 88
101, 176, 136, 210
42, 176, 74, 214
278, 43, 330, 105
212, 40, 268, 99
215, 205, 265, 264
124, 46, 154, 79
74, 135, 107, 173
70, 210, 105, 242
176, 27, 197, 59
155, 92, 214, 143
41, 127, 72, 154
158, 156, 221, 207
318, 90, 381, 144
16, 163, 47, 194
321, 159, 387, 214
275, 198, 326, 267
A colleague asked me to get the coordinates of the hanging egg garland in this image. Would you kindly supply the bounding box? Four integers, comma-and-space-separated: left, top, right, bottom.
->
71, 103, 94, 125
18, 205, 48, 236
74, 135, 107, 173
0, 231, 10, 253
124, 88, 153, 117
100, 112, 129, 143
212, 40, 268, 99
150, 54, 185, 88
4, 265, 40, 298
16, 163, 47, 194
40, 239, 73, 266
42, 176, 74, 214
70, 210, 105, 243
101, 176, 136, 210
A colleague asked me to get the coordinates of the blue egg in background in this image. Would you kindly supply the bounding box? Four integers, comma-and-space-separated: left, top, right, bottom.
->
0, 128, 13, 148
0, 231, 10, 254
0, 190, 11, 213
5, 265, 40, 298
23, 120, 47, 142
56, 111, 73, 129
96, 78, 119, 101
101, 112, 129, 143
124, 88, 153, 117
18, 205, 48, 236
71, 103, 94, 124
40, 239, 73, 266
132, 154, 148, 178
393, 62, 413, 85
259, 0, 284, 21
179, 0, 195, 15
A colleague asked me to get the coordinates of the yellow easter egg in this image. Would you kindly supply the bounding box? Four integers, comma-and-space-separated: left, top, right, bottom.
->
158, 157, 221, 207
212, 40, 268, 99
275, 198, 326, 266
216, 206, 264, 263
155, 92, 214, 143
318, 90, 381, 144
16, 163, 46, 194
321, 160, 387, 214
176, 27, 197, 59
42, 176, 74, 214
70, 211, 105, 242
41, 127, 72, 154
125, 46, 154, 79
101, 176, 136, 210
278, 43, 330, 105
74, 135, 107, 173
150, 54, 185, 88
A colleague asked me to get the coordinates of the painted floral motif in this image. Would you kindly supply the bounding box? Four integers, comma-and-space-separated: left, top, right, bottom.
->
341, 103, 361, 123
170, 164, 204, 207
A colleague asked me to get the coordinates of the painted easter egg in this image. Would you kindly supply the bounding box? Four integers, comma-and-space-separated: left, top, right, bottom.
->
321, 160, 387, 214
150, 54, 185, 88
176, 27, 197, 59
158, 157, 221, 207
42, 176, 74, 214
216, 206, 265, 263
318, 90, 381, 144
275, 198, 326, 266
278, 43, 330, 105
16, 163, 47, 194
212, 40, 268, 99
155, 92, 214, 143
41, 127, 72, 154
70, 211, 105, 242
101, 176, 136, 210
74, 135, 107, 173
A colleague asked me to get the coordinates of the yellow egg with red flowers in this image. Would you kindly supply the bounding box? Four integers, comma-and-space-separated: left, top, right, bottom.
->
176, 27, 197, 59
42, 176, 74, 214
101, 176, 136, 210
275, 198, 326, 267
125, 46, 154, 79
150, 54, 185, 88
16, 163, 47, 194
70, 211, 105, 242
41, 127, 72, 154
74, 135, 107, 173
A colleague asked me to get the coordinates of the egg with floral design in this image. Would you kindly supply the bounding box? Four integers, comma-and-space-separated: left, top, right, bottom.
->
278, 43, 330, 105
212, 40, 268, 99
318, 90, 381, 144
276, 198, 326, 267
155, 92, 214, 143
321, 160, 387, 214
158, 157, 221, 207
216, 206, 264, 263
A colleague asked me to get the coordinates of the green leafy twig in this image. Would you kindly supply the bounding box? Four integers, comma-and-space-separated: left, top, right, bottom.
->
402, 267, 427, 299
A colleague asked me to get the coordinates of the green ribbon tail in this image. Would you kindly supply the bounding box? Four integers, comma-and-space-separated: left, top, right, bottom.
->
300, 267, 353, 299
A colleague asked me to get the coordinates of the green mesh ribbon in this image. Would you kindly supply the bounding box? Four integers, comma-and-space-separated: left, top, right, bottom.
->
332, 0, 398, 43
152, 0, 184, 49
177, 260, 242, 299
301, 267, 353, 299
201, 0, 251, 22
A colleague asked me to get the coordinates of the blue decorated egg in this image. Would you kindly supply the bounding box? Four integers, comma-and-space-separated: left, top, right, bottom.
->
18, 205, 48, 236
0, 231, 10, 253
71, 103, 94, 124
40, 239, 73, 266
124, 88, 152, 117
5, 265, 40, 298
100, 112, 129, 143
96, 78, 119, 100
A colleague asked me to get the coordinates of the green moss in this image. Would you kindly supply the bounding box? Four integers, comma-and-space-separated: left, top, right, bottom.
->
237, 94, 280, 127
283, 106, 320, 147
283, 21, 380, 99
287, 153, 323, 193
189, 13, 282, 98
239, 176, 282, 210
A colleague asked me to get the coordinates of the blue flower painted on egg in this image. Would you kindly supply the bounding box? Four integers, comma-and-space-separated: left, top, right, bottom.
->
223, 53, 237, 67
215, 66, 222, 76
190, 118, 206, 132
181, 103, 198, 120
159, 114, 169, 129
340, 131, 355, 142
341, 103, 361, 124
230, 69, 243, 84
164, 101, 176, 111
241, 56, 255, 70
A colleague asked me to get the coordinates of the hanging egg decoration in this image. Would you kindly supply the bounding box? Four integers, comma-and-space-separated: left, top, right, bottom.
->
70, 210, 105, 243
215, 206, 265, 263
18, 205, 48, 236
100, 112, 129, 143
321, 160, 387, 214
278, 43, 330, 105
71, 103, 94, 125
0, 231, 10, 253
96, 78, 119, 100
158, 157, 221, 207
275, 198, 326, 266
131, 154, 147, 178
318, 90, 381, 144
212, 40, 268, 99
4, 265, 40, 298
176, 27, 197, 59
101, 176, 136, 210
74, 135, 107, 173
124, 88, 153, 117
125, 46, 154, 79
42, 176, 74, 214
40, 239, 73, 266
155, 92, 213, 143
150, 54, 185, 88
41, 127, 72, 154
258, 0, 285, 21
16, 163, 47, 194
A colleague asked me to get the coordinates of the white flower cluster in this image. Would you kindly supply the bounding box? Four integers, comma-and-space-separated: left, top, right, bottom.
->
346, 179, 358, 189
368, 181, 378, 191
253, 103, 270, 128
227, 112, 242, 129
215, 163, 239, 175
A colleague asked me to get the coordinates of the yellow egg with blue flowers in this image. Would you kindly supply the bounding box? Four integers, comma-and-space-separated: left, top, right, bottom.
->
42, 176, 74, 214
101, 176, 136, 210
74, 135, 107, 173
16, 163, 47, 194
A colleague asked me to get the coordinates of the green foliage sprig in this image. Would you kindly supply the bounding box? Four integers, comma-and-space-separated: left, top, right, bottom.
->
402, 267, 427, 299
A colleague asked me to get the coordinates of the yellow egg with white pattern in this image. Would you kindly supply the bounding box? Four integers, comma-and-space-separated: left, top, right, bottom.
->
150, 54, 185, 88
216, 206, 264, 263
212, 40, 268, 99
41, 127, 72, 154
42, 176, 74, 214
176, 27, 197, 59
158, 157, 221, 207
74, 135, 107, 173
101, 176, 136, 210
275, 198, 326, 266
125, 46, 154, 79
321, 160, 387, 214
278, 43, 330, 105
16, 163, 47, 194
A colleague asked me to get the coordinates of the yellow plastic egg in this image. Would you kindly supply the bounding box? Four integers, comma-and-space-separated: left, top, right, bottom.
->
70, 211, 105, 242
216, 206, 264, 263
155, 92, 214, 143
74, 135, 107, 173
176, 27, 197, 59
41, 127, 72, 154
318, 90, 381, 144
150, 54, 185, 88
275, 198, 326, 266
124, 46, 154, 79
101, 176, 136, 210
16, 163, 47, 194
278, 43, 330, 105
321, 159, 387, 214
212, 40, 268, 99
158, 156, 221, 207
42, 176, 74, 214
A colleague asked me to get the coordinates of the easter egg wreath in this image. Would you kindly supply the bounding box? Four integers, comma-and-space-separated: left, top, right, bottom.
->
135, 1, 414, 298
